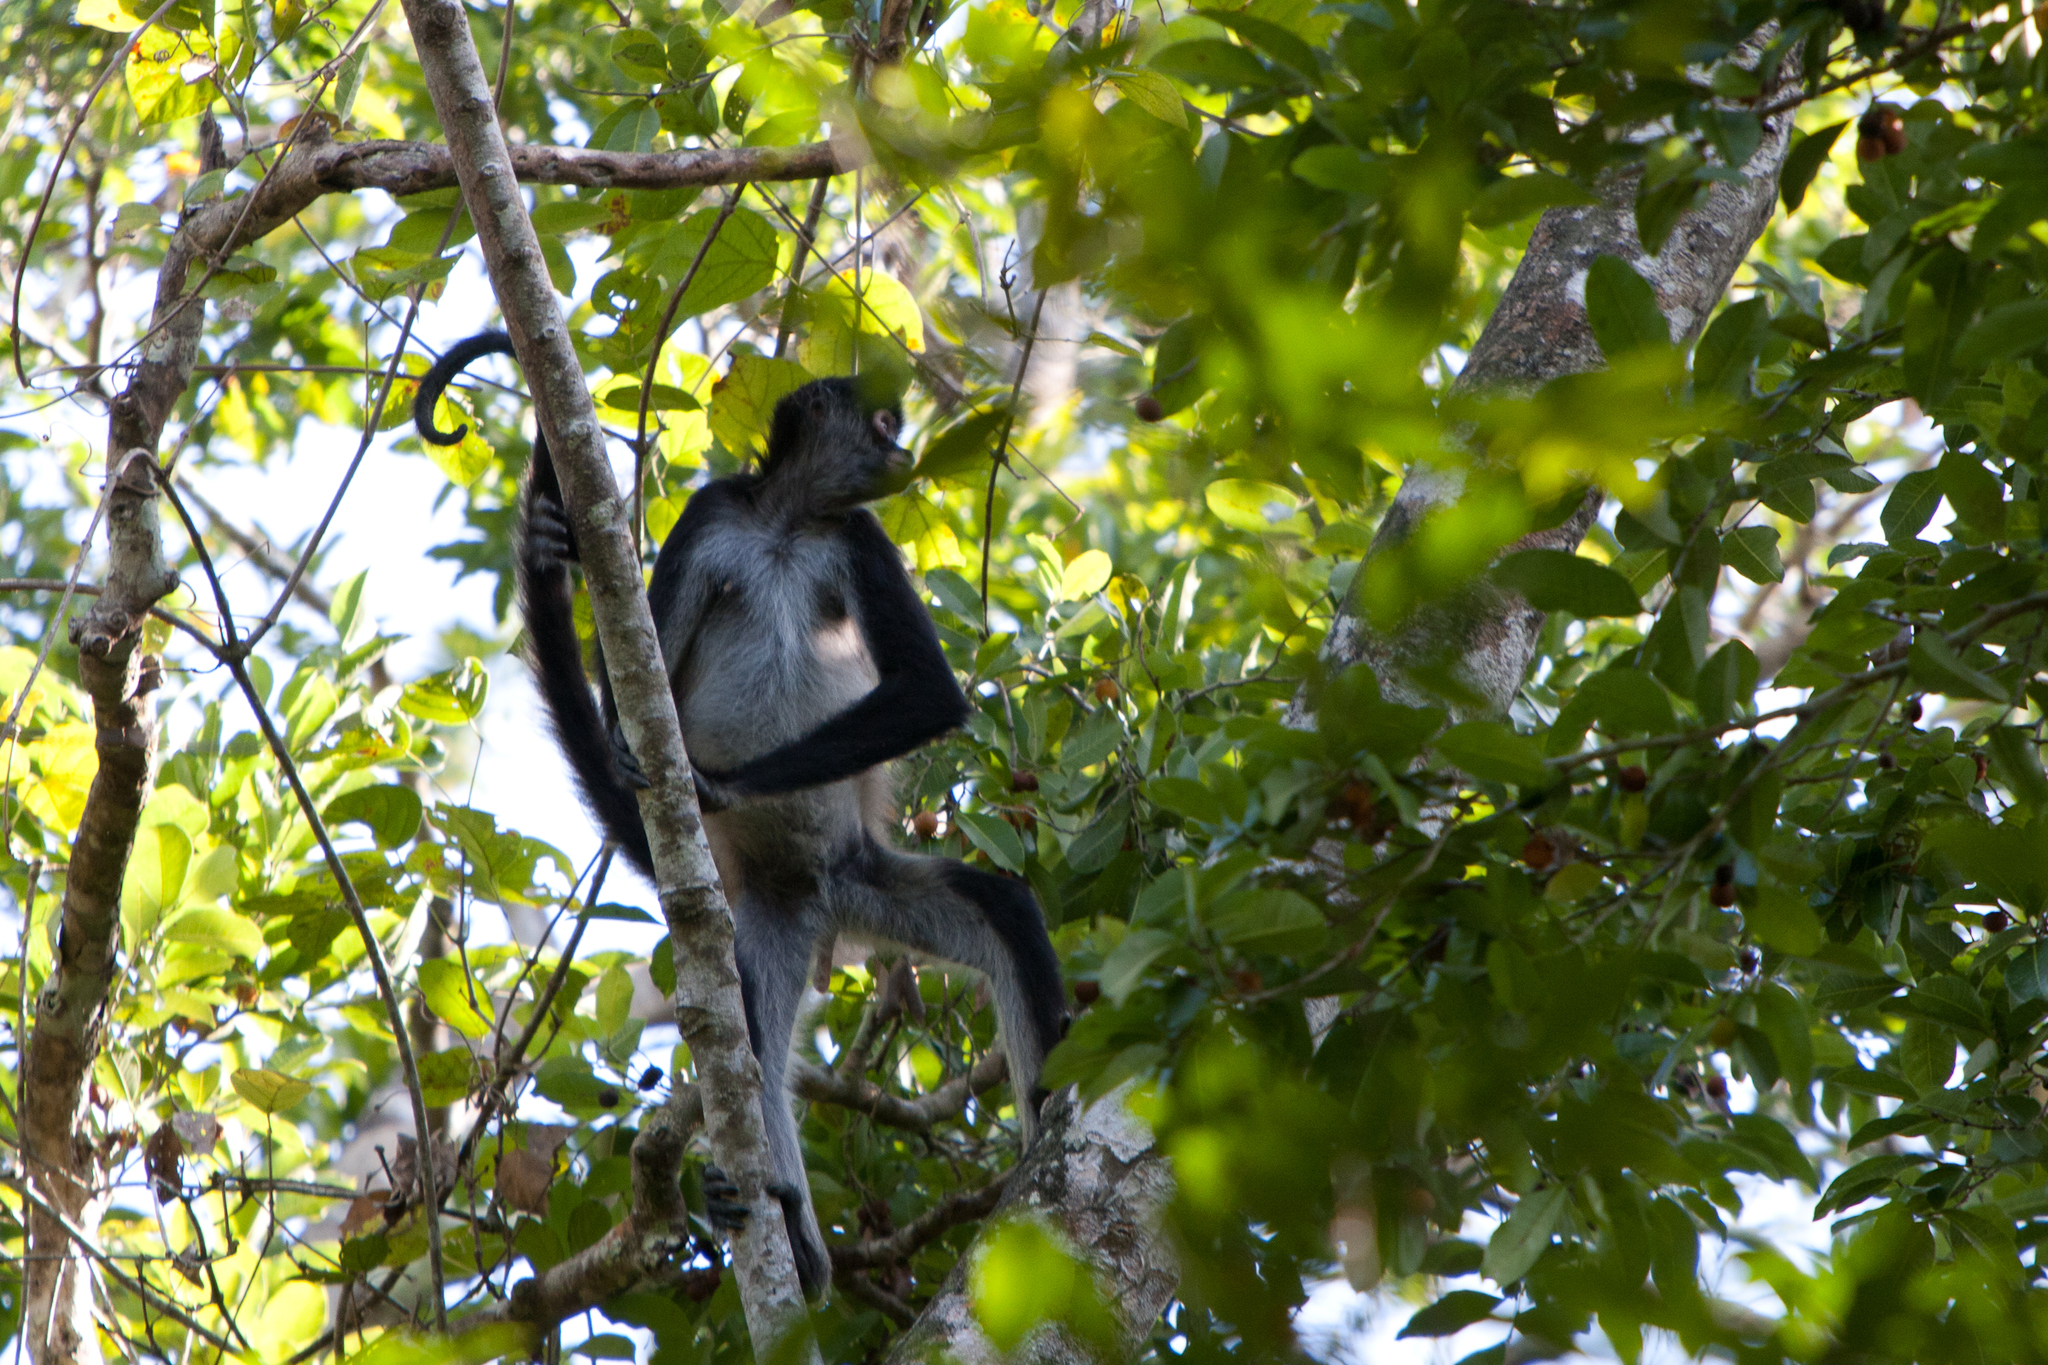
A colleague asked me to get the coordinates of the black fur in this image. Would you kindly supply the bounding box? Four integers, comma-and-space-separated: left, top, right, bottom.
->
413, 334, 1065, 1300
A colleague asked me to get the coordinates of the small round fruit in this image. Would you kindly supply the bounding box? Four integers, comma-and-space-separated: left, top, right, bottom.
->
1985, 909, 2012, 934
1740, 948, 1761, 974
1975, 753, 1990, 783
1713, 862, 1735, 887
1521, 834, 1556, 869
1902, 697, 1923, 725
1709, 882, 1738, 908
1011, 771, 1040, 793
911, 810, 941, 839
1404, 1188, 1437, 1216
1617, 765, 1647, 793
1073, 980, 1101, 1005
1336, 780, 1377, 827
597, 1088, 620, 1109
1133, 394, 1165, 422
1705, 1075, 1728, 1099
1094, 677, 1120, 702
1877, 751, 1895, 770
1231, 968, 1264, 994
639, 1066, 664, 1091
1857, 134, 1886, 162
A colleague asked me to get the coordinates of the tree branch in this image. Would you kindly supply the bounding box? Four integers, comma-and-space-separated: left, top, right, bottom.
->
396, 0, 816, 1351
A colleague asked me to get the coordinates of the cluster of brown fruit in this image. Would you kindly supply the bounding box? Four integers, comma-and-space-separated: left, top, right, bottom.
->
1857, 105, 1907, 161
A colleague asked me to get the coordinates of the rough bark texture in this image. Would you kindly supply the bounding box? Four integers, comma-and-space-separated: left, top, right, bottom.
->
22, 457, 178, 1364
396, 0, 815, 1349
1321, 44, 1800, 716
883, 1090, 1178, 1365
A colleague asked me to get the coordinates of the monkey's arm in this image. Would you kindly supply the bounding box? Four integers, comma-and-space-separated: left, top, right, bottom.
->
709, 509, 971, 801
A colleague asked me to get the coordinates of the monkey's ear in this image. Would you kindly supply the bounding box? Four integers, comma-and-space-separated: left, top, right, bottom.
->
870, 410, 901, 444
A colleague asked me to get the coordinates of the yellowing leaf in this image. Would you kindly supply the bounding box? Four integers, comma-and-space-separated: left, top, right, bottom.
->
232, 1067, 313, 1115
74, 0, 141, 31
881, 492, 968, 571
126, 26, 214, 126
1205, 479, 1311, 536
1059, 549, 1113, 601
797, 272, 925, 374
712, 354, 811, 454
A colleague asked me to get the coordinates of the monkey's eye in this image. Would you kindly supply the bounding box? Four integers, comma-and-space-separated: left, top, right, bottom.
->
870, 410, 901, 444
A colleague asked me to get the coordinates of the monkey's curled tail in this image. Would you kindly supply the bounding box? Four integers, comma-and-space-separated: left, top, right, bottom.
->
413, 330, 656, 882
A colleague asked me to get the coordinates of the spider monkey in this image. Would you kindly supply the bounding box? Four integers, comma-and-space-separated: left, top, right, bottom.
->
413, 332, 1065, 1298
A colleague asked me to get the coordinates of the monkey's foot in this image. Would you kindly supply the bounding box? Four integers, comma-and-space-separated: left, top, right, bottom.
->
703, 1165, 746, 1232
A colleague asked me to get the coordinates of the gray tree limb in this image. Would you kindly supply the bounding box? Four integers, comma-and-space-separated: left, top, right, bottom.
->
395, 0, 815, 1352
1321, 41, 1802, 716
881, 1091, 1178, 1365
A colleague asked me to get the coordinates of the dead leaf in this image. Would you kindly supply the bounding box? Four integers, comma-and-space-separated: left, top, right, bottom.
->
495, 1148, 553, 1215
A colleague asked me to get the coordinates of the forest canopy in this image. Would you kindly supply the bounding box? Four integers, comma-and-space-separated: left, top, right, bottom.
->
8, 0, 2048, 1361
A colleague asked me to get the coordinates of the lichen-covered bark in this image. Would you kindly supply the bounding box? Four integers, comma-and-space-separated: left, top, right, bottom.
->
396, 0, 814, 1349
1322, 39, 1800, 716
883, 1090, 1178, 1365
22, 454, 178, 1364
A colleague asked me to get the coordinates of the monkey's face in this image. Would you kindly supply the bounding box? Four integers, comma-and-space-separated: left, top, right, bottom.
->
767, 378, 911, 506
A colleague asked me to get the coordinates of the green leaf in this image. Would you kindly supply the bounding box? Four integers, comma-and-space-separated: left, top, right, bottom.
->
1399, 1291, 1503, 1339
611, 28, 669, 84
164, 907, 262, 960
1145, 776, 1224, 825
2007, 941, 2048, 1004
1745, 885, 1821, 956
1433, 721, 1546, 787
1954, 299, 2048, 369
597, 964, 634, 1037
1193, 9, 1322, 79
1880, 470, 1944, 547
1205, 479, 1311, 536
1901, 249, 1971, 407
1909, 635, 2003, 702
1107, 70, 1187, 128
231, 1068, 313, 1115
1988, 725, 2048, 808
1780, 121, 1847, 213
1693, 297, 1772, 397
1470, 172, 1596, 229
1722, 525, 1784, 584
323, 785, 424, 850
1483, 1184, 1567, 1285
1150, 39, 1274, 92
1584, 256, 1669, 358
332, 44, 367, 124
1290, 146, 1389, 196
711, 354, 812, 453
1205, 888, 1325, 956
1098, 928, 1176, 1003
127, 26, 213, 125
1695, 640, 1758, 727
420, 958, 497, 1039
1491, 549, 1641, 617
649, 209, 781, 318
955, 811, 1028, 873
1066, 798, 1128, 875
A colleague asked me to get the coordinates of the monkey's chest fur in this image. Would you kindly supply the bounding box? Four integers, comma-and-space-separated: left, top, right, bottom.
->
670, 521, 892, 904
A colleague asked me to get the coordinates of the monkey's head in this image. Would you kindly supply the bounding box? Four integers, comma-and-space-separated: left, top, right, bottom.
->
764, 377, 911, 507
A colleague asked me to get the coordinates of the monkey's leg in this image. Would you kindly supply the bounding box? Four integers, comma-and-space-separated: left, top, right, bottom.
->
732, 902, 833, 1298
841, 850, 1066, 1143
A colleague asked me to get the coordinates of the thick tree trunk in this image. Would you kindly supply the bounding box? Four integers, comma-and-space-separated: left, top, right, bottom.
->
1321, 46, 1800, 714
883, 1091, 1178, 1365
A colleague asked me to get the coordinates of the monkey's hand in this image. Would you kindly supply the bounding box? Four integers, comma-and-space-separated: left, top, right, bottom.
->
607, 721, 649, 789
610, 722, 735, 812
702, 1165, 746, 1232
692, 765, 736, 813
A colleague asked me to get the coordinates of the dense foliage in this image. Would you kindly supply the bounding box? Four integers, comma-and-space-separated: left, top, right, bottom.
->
12, 0, 2048, 1360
